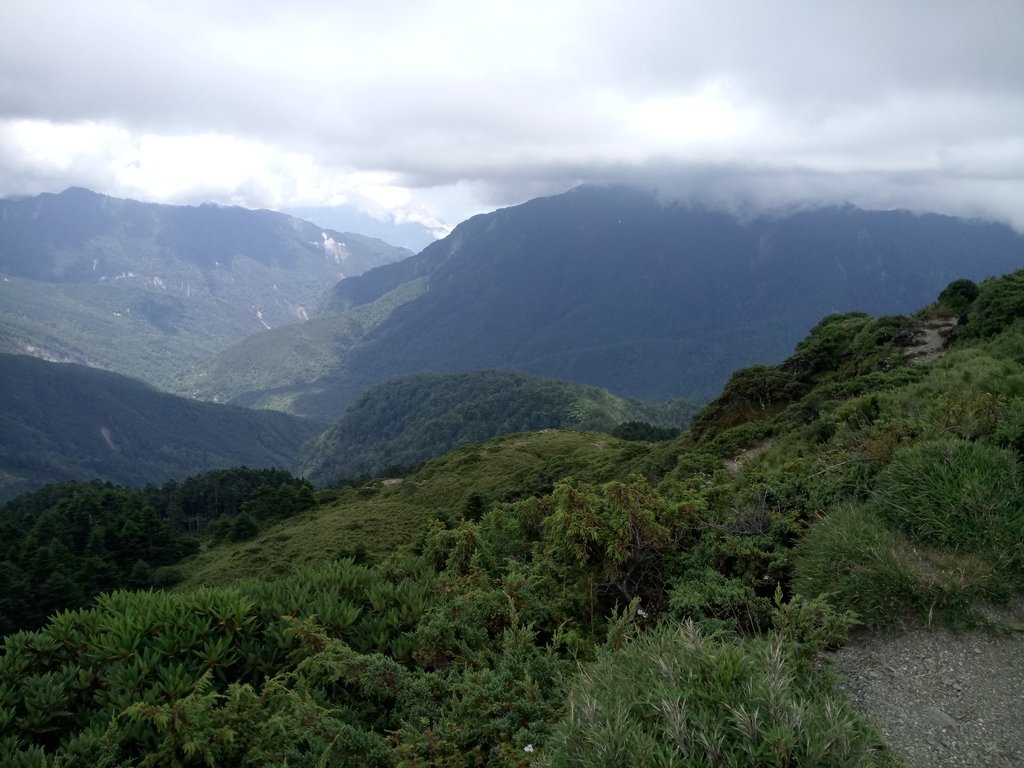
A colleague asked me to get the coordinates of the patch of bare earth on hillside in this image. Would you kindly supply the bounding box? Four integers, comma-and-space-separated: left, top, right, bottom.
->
724, 439, 775, 476
830, 601, 1024, 767
895, 317, 959, 365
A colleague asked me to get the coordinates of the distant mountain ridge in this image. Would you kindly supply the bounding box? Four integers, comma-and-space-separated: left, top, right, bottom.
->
299, 369, 701, 485
0, 353, 319, 502
282, 205, 439, 251
0, 188, 411, 386
185, 185, 1024, 419
0, 353, 699, 502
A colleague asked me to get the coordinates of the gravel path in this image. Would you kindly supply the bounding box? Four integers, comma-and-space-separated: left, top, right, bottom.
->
831, 615, 1024, 767
900, 317, 958, 365
833, 317, 1022, 765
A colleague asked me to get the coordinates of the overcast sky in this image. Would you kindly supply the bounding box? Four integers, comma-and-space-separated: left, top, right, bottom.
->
2, 1, 1023, 234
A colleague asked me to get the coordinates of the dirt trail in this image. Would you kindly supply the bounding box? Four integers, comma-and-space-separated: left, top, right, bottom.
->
723, 439, 774, 476
899, 317, 959, 365
832, 311, 1017, 764
831, 604, 1024, 767
736, 314, 1019, 764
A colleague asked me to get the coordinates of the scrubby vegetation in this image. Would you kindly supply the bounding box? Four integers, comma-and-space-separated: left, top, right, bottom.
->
4, 271, 1024, 765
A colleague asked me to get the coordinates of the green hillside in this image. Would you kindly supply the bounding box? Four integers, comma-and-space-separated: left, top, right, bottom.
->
0, 354, 319, 501
300, 370, 701, 485
0, 276, 233, 387
4, 271, 1024, 766
181, 429, 647, 588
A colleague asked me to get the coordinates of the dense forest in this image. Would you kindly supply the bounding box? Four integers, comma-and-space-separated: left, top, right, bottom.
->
0, 469, 314, 634
2, 270, 1024, 765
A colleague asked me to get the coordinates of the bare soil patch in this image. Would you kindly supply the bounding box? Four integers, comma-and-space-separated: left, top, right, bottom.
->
899, 317, 959, 365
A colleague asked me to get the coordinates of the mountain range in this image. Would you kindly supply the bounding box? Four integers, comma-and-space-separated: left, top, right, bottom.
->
10, 264, 1024, 765
178, 185, 1024, 421
5, 184, 1024, 766
6, 184, 1024, 496
0, 188, 411, 387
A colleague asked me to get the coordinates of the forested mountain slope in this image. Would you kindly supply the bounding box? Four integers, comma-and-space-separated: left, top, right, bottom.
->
300, 369, 701, 484
0, 468, 314, 634
4, 270, 1024, 765
0, 353, 319, 501
0, 188, 411, 387
186, 185, 1024, 419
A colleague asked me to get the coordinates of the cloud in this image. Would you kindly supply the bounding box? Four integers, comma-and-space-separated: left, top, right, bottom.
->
1, 1, 1022, 229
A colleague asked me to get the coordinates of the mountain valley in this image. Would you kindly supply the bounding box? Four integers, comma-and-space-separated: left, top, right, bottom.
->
0, 353, 319, 501
0, 188, 411, 387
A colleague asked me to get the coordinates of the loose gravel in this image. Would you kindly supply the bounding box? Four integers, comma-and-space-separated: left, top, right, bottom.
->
830, 617, 1024, 767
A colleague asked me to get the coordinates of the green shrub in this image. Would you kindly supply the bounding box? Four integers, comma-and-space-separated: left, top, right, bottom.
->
868, 438, 1024, 557
793, 503, 1008, 627
668, 567, 773, 634
784, 313, 874, 378
961, 269, 1024, 339
540, 621, 892, 767
936, 278, 979, 312
543, 476, 687, 608
847, 315, 913, 374
230, 512, 260, 541
692, 365, 806, 435
703, 420, 774, 459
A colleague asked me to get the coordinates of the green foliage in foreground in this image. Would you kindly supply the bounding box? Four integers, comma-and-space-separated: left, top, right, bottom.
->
542, 618, 892, 768
1, 478, 886, 766
8, 269, 1024, 765
0, 548, 571, 765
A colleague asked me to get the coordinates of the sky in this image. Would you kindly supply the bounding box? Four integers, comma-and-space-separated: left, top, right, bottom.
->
2, 1, 1023, 236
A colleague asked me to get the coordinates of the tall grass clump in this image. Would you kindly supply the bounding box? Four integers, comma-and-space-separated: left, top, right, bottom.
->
793, 504, 928, 625
868, 438, 1024, 561
792, 504, 1004, 627
541, 621, 892, 768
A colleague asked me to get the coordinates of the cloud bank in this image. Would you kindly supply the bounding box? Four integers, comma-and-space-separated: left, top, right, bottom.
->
1, 1, 1022, 229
